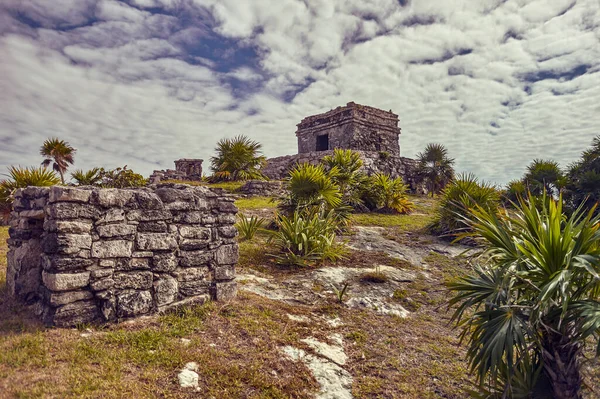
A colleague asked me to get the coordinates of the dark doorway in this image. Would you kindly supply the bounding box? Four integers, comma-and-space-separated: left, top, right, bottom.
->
316, 134, 329, 151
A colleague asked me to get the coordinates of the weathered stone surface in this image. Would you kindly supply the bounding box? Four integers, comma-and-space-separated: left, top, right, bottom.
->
152, 253, 178, 272
90, 269, 113, 279
97, 208, 125, 224
217, 226, 238, 239
211, 281, 237, 301
137, 221, 168, 232
216, 244, 239, 265
51, 300, 100, 327
179, 280, 210, 297
91, 240, 134, 258
46, 203, 100, 220
179, 239, 209, 251
178, 226, 211, 240
19, 209, 45, 219
154, 276, 178, 306
113, 271, 153, 290
134, 191, 163, 210
127, 209, 172, 222
136, 233, 178, 251
173, 212, 206, 224
213, 264, 235, 281
49, 187, 91, 203
6, 239, 44, 302
93, 189, 135, 208
175, 267, 209, 282
48, 290, 94, 306
97, 224, 136, 238
44, 220, 93, 234
178, 250, 213, 267
90, 277, 114, 291
42, 255, 95, 272
117, 290, 153, 318
115, 257, 150, 271
42, 271, 90, 291
239, 180, 285, 197
42, 233, 92, 255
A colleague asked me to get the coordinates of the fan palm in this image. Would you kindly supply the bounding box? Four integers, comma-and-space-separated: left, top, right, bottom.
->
415, 143, 455, 196
210, 135, 266, 181
321, 149, 367, 207
564, 136, 600, 215
280, 162, 342, 213
449, 194, 600, 399
71, 167, 103, 186
524, 159, 565, 197
40, 138, 76, 184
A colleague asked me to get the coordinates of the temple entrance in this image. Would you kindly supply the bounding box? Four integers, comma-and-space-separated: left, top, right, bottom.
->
316, 134, 329, 151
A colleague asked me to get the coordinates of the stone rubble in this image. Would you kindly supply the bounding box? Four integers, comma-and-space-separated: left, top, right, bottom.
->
178, 362, 200, 389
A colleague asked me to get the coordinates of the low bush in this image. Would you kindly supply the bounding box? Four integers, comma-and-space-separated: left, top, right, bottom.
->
430, 173, 500, 237
267, 210, 346, 267
71, 166, 146, 188
361, 173, 414, 214
235, 213, 265, 240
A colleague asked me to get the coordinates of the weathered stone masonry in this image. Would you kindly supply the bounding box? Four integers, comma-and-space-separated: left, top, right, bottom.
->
7, 184, 238, 327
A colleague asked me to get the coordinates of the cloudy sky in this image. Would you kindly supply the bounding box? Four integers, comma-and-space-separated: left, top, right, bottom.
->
1, 0, 599, 185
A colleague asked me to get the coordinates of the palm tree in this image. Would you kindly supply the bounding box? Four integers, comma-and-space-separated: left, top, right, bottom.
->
523, 159, 565, 197
40, 138, 76, 184
448, 195, 600, 399
210, 135, 266, 181
415, 143, 455, 196
321, 149, 367, 207
564, 136, 600, 214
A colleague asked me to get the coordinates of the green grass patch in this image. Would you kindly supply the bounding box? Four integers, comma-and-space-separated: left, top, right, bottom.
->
0, 226, 8, 288
161, 179, 245, 192
235, 196, 277, 210
350, 212, 434, 230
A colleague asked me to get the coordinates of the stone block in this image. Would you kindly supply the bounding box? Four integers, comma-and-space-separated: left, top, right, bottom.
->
179, 280, 210, 297
135, 191, 164, 210
211, 281, 237, 301
42, 233, 92, 255
172, 212, 205, 224
46, 203, 100, 220
213, 264, 235, 281
91, 240, 133, 258
50, 300, 100, 327
137, 221, 168, 232
117, 290, 153, 318
178, 250, 213, 267
175, 267, 209, 282
90, 269, 113, 279
115, 257, 151, 271
97, 224, 137, 238
49, 187, 91, 203
97, 209, 125, 224
93, 189, 135, 208
127, 209, 172, 222
217, 226, 238, 239
152, 253, 178, 272
154, 276, 178, 306
42, 255, 95, 272
44, 220, 93, 234
90, 277, 114, 291
19, 209, 45, 219
113, 271, 153, 290
179, 239, 209, 251
178, 226, 211, 240
48, 290, 94, 306
155, 187, 194, 203
217, 214, 236, 224
216, 244, 239, 265
42, 271, 90, 291
217, 200, 237, 213
136, 233, 177, 251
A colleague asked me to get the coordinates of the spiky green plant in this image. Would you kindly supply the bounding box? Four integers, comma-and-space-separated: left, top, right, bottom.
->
415, 143, 455, 196
321, 149, 367, 207
564, 135, 600, 215
361, 173, 414, 214
210, 135, 267, 181
235, 213, 265, 240
448, 194, 600, 399
523, 159, 564, 197
40, 138, 76, 184
502, 179, 527, 205
0, 166, 60, 222
279, 162, 343, 213
430, 173, 500, 237
71, 167, 103, 186
268, 209, 345, 267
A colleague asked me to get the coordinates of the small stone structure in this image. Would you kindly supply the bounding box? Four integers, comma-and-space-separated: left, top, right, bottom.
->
6, 184, 237, 327
239, 180, 285, 197
150, 159, 204, 184
297, 102, 400, 154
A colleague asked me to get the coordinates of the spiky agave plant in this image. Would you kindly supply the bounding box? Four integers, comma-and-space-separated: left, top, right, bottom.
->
449, 194, 600, 399
40, 138, 76, 184
210, 135, 267, 181
235, 213, 265, 240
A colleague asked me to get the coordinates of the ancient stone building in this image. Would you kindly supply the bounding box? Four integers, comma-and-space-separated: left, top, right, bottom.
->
7, 184, 237, 327
262, 102, 424, 192
296, 102, 401, 155
150, 159, 203, 183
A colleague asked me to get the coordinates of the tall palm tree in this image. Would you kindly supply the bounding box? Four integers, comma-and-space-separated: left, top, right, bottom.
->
523, 159, 565, 197
415, 143, 455, 196
40, 138, 76, 184
448, 195, 600, 399
210, 135, 266, 181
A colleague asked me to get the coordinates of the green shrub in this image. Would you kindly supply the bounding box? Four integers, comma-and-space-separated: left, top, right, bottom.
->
210, 135, 267, 181
321, 149, 368, 208
430, 173, 500, 237
235, 213, 265, 240
268, 210, 345, 267
99, 166, 147, 188
71, 168, 103, 186
501, 179, 527, 205
279, 163, 343, 214
361, 173, 414, 214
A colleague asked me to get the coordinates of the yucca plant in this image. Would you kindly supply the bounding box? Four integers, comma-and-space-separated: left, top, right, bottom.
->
361, 173, 414, 214
71, 167, 103, 186
448, 194, 600, 399
210, 135, 267, 181
235, 213, 265, 240
430, 173, 500, 237
40, 138, 76, 184
0, 166, 60, 222
268, 209, 345, 267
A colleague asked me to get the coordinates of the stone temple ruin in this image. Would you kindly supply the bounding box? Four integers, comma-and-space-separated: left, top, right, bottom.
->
262, 102, 423, 192
150, 159, 204, 184
7, 184, 237, 327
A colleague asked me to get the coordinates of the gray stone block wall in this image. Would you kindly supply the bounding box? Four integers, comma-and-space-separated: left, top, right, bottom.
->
6, 183, 238, 327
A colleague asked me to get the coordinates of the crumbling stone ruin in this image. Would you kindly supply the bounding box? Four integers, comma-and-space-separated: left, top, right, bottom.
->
7, 184, 237, 327
262, 102, 424, 192
239, 180, 285, 197
150, 159, 204, 184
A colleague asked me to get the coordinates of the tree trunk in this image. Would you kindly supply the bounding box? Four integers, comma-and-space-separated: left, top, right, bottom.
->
540, 331, 583, 399
59, 169, 65, 184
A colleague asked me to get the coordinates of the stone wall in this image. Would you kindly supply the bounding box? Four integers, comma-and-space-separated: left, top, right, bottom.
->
262, 150, 425, 194
296, 102, 401, 155
239, 180, 285, 197
6, 183, 238, 327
